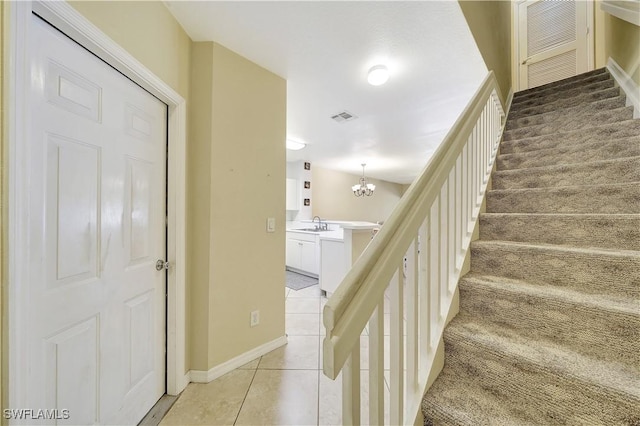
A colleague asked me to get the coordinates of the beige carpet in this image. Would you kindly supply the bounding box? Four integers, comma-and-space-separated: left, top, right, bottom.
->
422, 68, 640, 425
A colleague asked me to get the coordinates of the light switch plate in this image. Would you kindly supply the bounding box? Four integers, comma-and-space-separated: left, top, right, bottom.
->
267, 217, 276, 233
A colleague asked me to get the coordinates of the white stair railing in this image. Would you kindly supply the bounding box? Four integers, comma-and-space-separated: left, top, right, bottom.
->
322, 71, 506, 425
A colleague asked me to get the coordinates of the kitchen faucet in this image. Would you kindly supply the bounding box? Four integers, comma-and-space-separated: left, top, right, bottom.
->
312, 216, 328, 231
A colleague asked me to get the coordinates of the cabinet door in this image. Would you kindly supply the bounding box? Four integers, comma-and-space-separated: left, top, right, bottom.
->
320, 240, 346, 294
300, 240, 318, 274
286, 238, 302, 269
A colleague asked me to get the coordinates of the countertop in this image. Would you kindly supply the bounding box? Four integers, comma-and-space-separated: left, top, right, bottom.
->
287, 227, 344, 241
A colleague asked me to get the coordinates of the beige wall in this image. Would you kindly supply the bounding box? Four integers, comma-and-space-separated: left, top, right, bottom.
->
311, 167, 404, 223
70, 1, 191, 99
604, 14, 640, 85
188, 42, 286, 370
458, 0, 512, 103
188, 42, 214, 370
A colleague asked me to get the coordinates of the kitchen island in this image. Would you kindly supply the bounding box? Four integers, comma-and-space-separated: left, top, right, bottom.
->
285, 220, 378, 295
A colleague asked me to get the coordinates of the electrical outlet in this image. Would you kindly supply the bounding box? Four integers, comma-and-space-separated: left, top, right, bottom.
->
250, 310, 260, 327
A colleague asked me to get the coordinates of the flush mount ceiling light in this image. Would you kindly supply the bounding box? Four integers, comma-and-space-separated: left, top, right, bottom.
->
286, 139, 306, 150
352, 163, 376, 197
367, 64, 389, 86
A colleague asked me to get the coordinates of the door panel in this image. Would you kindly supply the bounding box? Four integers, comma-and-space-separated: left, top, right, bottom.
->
28, 15, 166, 425
518, 0, 591, 89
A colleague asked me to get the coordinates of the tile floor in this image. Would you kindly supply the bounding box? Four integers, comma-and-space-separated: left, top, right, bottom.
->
160, 284, 392, 425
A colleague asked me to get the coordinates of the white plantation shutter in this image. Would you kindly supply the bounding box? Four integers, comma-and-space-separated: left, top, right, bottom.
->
527, 1, 576, 56
528, 49, 577, 88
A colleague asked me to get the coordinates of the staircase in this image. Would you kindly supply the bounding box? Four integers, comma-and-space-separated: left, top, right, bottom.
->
422, 68, 640, 425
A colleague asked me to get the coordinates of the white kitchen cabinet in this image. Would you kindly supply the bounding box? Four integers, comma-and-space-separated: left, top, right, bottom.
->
286, 231, 319, 276
286, 178, 299, 210
319, 239, 346, 295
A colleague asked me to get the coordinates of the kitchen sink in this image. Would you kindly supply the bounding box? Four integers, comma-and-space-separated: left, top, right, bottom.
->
294, 228, 332, 232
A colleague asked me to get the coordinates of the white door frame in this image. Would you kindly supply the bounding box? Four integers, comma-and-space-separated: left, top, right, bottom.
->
7, 1, 189, 410
512, 0, 595, 91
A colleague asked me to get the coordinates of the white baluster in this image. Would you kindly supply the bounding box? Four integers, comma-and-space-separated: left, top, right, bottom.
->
389, 264, 404, 426
342, 345, 361, 425
369, 301, 384, 425
439, 182, 449, 313
406, 238, 419, 399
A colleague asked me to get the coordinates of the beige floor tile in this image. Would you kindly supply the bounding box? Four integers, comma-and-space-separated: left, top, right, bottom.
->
235, 369, 319, 425
286, 297, 320, 314
286, 313, 320, 336
259, 335, 320, 370
159, 369, 254, 425
287, 284, 322, 298
238, 358, 260, 370
318, 370, 390, 425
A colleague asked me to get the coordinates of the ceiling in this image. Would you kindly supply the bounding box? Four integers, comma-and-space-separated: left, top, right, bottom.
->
165, 1, 487, 184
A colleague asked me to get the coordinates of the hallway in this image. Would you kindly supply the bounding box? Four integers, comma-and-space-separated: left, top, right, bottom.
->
160, 285, 392, 425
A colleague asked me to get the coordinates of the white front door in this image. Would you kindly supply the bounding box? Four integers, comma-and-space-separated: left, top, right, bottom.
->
517, 0, 592, 89
26, 14, 167, 424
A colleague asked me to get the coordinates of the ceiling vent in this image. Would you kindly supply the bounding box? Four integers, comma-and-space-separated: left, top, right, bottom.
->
330, 110, 358, 123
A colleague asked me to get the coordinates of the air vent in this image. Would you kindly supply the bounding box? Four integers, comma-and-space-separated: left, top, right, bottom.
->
330, 110, 358, 123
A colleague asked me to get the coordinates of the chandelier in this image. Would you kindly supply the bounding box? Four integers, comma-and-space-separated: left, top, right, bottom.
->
352, 163, 375, 197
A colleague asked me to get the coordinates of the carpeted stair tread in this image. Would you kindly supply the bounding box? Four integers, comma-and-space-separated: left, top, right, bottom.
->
423, 323, 640, 426
479, 213, 640, 250
513, 67, 608, 99
512, 70, 612, 105
444, 323, 640, 400
510, 79, 615, 110
486, 182, 640, 214
508, 86, 621, 119
505, 95, 627, 131
500, 119, 640, 154
458, 273, 640, 370
492, 156, 640, 189
496, 135, 640, 170
470, 240, 640, 299
502, 105, 633, 142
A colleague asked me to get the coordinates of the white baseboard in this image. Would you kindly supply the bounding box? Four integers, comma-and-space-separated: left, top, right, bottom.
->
188, 335, 288, 383
607, 57, 640, 118
504, 88, 515, 119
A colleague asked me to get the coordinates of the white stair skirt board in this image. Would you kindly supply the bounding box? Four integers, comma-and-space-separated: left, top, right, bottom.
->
504, 88, 515, 120
607, 57, 640, 118
189, 335, 288, 383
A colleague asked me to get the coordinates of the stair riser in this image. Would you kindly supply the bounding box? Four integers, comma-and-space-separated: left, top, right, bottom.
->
486, 184, 640, 214
479, 215, 640, 251
511, 80, 615, 111
505, 96, 626, 131
439, 335, 640, 425
470, 244, 640, 299
514, 68, 608, 98
509, 87, 620, 120
513, 74, 615, 106
513, 73, 612, 104
502, 106, 633, 142
492, 157, 640, 190
500, 120, 640, 155
496, 136, 640, 170
459, 283, 640, 370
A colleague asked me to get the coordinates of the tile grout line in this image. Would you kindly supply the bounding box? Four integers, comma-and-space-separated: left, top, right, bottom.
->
233, 358, 261, 426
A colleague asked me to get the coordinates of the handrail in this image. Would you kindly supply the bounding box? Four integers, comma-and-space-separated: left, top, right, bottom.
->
322, 71, 506, 424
